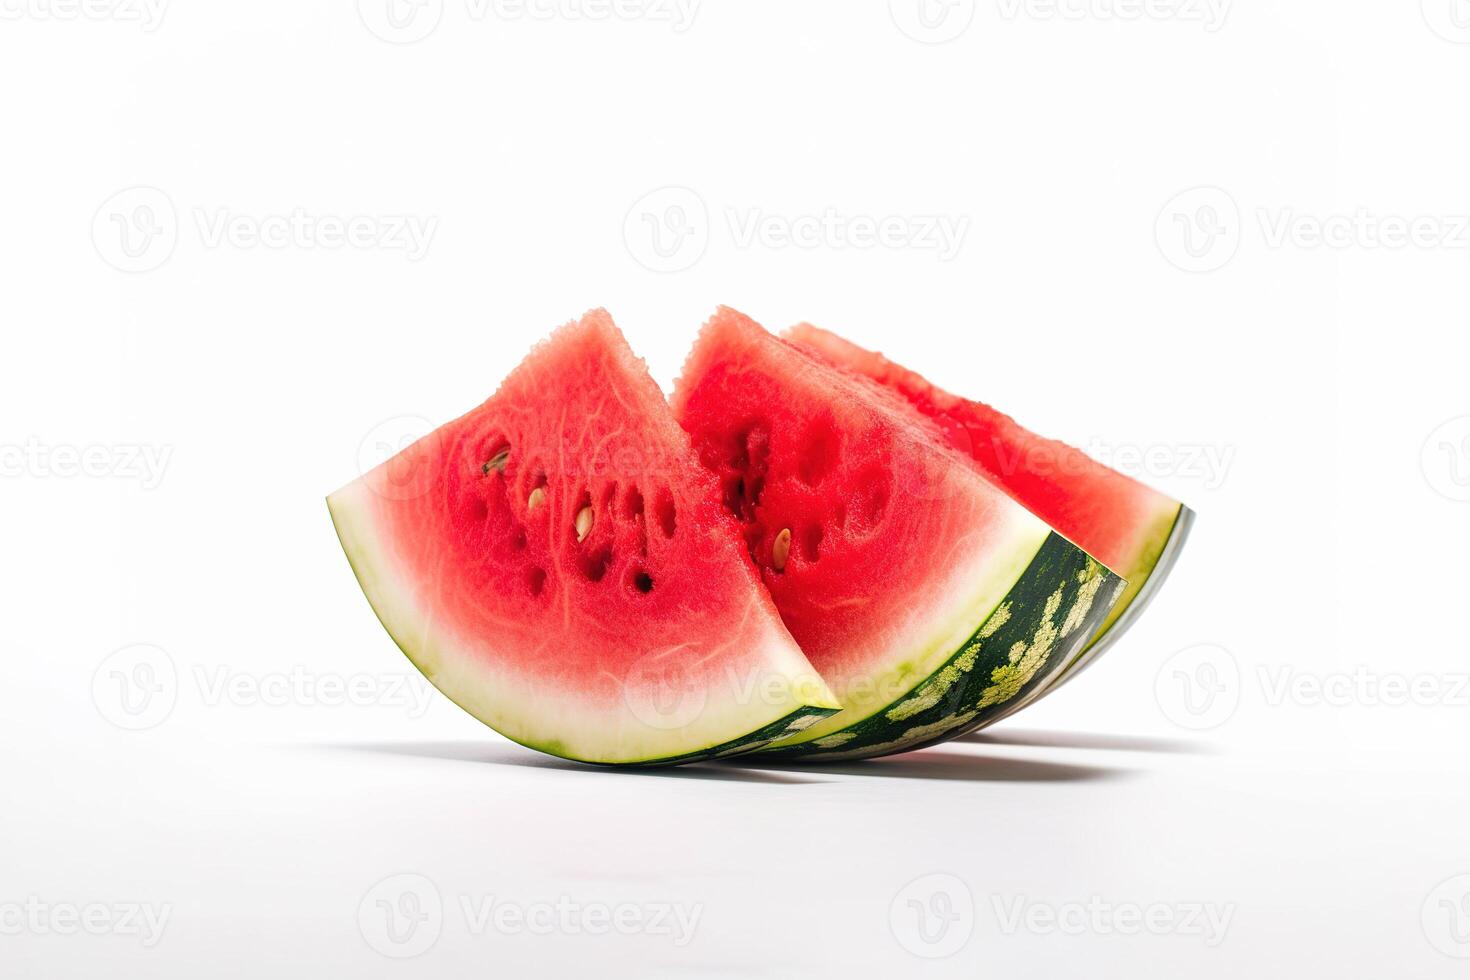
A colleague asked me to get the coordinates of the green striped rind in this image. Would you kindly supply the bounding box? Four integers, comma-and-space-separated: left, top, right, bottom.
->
1051, 504, 1194, 686
757, 533, 1125, 762
971, 506, 1193, 735
574, 705, 844, 769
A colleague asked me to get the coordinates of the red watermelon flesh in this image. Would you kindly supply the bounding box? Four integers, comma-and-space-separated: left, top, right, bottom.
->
328, 310, 838, 765
673, 308, 1122, 755
786, 323, 1187, 666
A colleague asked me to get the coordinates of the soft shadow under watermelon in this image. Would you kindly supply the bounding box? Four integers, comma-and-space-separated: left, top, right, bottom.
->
958, 727, 1213, 755
319, 741, 825, 784
723, 747, 1134, 783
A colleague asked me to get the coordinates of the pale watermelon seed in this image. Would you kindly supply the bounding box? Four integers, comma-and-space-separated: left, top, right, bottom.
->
772, 527, 792, 571
575, 506, 594, 542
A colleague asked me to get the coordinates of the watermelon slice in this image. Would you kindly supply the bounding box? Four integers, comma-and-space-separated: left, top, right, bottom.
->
327, 310, 840, 766
786, 324, 1192, 691
672, 309, 1125, 760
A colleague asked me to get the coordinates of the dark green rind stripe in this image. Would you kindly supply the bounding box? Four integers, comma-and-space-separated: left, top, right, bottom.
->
756, 532, 1124, 762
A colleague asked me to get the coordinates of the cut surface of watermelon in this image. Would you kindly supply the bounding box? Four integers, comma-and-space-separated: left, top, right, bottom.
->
672, 309, 1124, 759
786, 323, 1190, 686
328, 310, 839, 766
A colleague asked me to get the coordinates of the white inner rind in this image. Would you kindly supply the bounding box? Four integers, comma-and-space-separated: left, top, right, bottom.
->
762, 500, 1053, 749
328, 478, 840, 765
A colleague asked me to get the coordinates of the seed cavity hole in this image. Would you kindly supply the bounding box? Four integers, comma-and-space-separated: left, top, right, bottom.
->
654, 488, 676, 538
797, 417, 840, 486
579, 545, 612, 583
526, 566, 547, 597
526, 469, 548, 498
801, 525, 823, 562
482, 443, 511, 476
622, 486, 645, 520
847, 466, 891, 533
628, 567, 654, 595
723, 476, 746, 518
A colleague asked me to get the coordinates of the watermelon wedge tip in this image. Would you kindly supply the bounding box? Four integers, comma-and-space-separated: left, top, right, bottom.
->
785, 322, 1193, 694
328, 310, 841, 766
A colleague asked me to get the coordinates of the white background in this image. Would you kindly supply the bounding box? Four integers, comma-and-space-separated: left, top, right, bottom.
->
4, 1, 1469, 976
